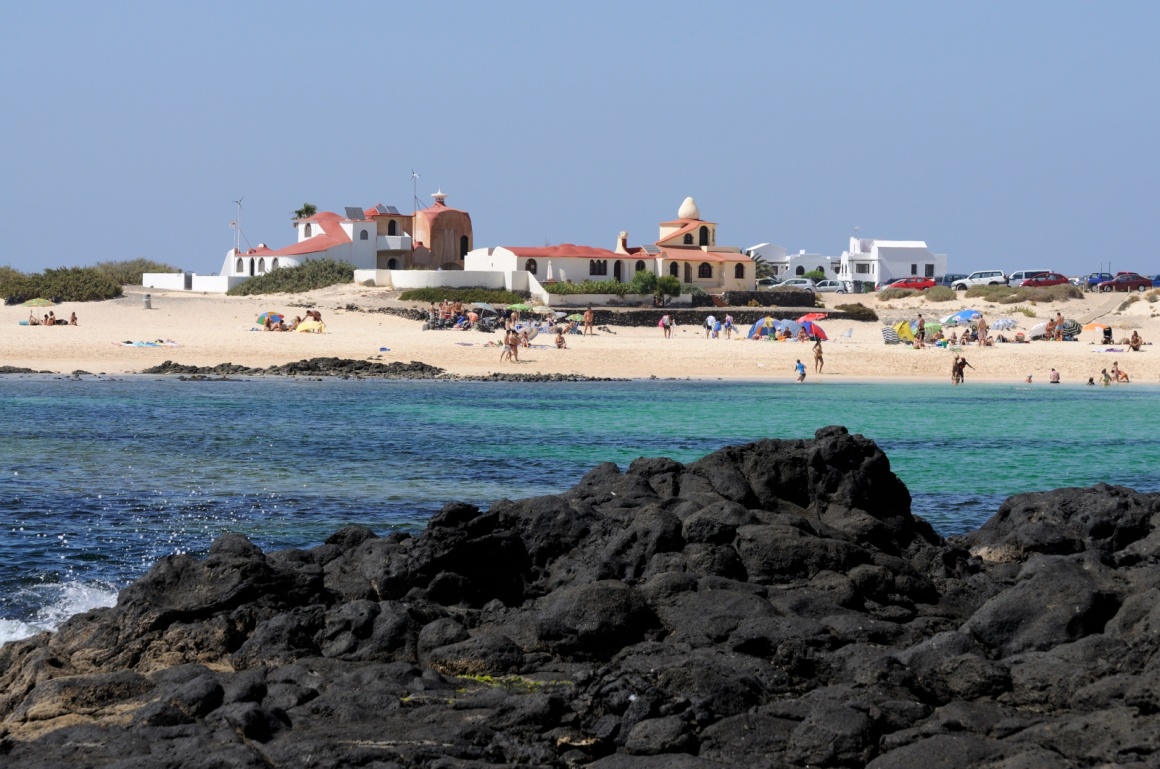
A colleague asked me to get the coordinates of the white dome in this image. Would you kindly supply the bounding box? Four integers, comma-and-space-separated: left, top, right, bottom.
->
677, 196, 700, 220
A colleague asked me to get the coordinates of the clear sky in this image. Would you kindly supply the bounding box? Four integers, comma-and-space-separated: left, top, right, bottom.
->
3, 2, 1157, 276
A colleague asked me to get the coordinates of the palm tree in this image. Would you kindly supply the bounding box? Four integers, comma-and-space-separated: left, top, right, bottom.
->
750, 252, 775, 279
293, 203, 317, 221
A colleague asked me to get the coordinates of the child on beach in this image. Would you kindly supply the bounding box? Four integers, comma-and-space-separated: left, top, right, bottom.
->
794, 359, 806, 382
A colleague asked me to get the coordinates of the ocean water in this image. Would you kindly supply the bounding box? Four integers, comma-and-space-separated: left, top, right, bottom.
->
2, 376, 1158, 643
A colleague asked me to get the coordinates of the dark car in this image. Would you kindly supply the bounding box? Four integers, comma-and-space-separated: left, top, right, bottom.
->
936, 274, 968, 288
882, 277, 936, 292
1095, 273, 1151, 292
1019, 272, 1070, 288
1151, 274, 1160, 288
1075, 272, 1113, 291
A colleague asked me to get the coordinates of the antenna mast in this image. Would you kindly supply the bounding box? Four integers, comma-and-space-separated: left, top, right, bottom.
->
411, 169, 425, 211
230, 197, 244, 252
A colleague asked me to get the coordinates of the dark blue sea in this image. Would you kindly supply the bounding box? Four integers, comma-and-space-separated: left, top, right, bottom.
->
2, 376, 1157, 643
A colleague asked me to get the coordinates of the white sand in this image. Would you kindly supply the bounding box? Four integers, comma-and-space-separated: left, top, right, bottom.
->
3, 285, 1158, 384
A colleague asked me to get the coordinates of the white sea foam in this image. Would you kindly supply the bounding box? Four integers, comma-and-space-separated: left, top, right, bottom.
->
0, 581, 118, 645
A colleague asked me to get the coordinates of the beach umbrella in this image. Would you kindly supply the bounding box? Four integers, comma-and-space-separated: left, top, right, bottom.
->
1028, 322, 1048, 339
545, 260, 554, 282
23, 297, 55, 307
943, 309, 981, 326
881, 327, 900, 344
798, 312, 828, 323
553, 311, 567, 319
1061, 318, 1081, 337
471, 302, 494, 311
892, 320, 915, 342
1083, 322, 1109, 331
991, 318, 1017, 331
257, 311, 284, 325
566, 313, 584, 321
801, 320, 828, 340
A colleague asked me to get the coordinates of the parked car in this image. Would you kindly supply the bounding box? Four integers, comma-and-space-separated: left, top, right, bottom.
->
950, 270, 1008, 290
883, 276, 936, 292
779, 278, 817, 292
1007, 270, 1052, 286
1073, 272, 1113, 291
874, 277, 904, 292
755, 277, 781, 290
1018, 272, 1070, 288
815, 279, 845, 293
936, 274, 968, 288
1152, 275, 1160, 288
1095, 273, 1152, 292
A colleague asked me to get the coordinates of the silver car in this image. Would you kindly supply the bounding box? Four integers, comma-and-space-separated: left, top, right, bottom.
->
815, 280, 844, 293
779, 278, 817, 292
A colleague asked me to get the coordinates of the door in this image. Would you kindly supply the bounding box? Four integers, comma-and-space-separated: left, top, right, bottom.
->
614, 260, 623, 282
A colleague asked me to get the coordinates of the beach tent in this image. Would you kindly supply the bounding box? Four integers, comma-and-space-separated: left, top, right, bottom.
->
1028, 322, 1048, 340
943, 309, 981, 326
912, 319, 942, 335
892, 320, 915, 342
779, 320, 803, 337
801, 321, 828, 341
881, 327, 901, 344
747, 320, 773, 339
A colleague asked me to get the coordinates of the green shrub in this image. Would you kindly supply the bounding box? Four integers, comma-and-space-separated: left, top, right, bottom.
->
1, 266, 124, 302
1010, 305, 1037, 317
657, 275, 681, 300
877, 288, 918, 301
966, 283, 1082, 303
95, 259, 181, 286
629, 269, 657, 295
964, 284, 1015, 301
803, 269, 826, 282
679, 282, 704, 296
227, 259, 354, 296
544, 280, 629, 296
834, 302, 878, 322
923, 286, 956, 302
398, 287, 527, 305
1147, 290, 1158, 303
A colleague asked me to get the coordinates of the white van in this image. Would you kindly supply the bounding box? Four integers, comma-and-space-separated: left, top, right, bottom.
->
1007, 270, 1053, 287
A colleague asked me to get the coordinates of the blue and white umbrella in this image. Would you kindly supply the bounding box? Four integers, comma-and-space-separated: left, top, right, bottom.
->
991, 318, 1018, 331
942, 309, 982, 326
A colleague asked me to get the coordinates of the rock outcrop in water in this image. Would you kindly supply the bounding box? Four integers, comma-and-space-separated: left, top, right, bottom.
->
2, 427, 1159, 767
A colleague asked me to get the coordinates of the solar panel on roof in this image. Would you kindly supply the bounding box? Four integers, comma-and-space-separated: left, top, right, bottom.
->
344, 207, 364, 221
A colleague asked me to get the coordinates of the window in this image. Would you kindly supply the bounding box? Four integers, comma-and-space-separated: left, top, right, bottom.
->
388, 220, 397, 236
683, 233, 693, 245
670, 262, 679, 277
460, 236, 469, 258
235, 258, 243, 273
699, 226, 709, 247
526, 258, 537, 275
925, 264, 935, 277
258, 258, 266, 273
636, 260, 646, 273
734, 263, 745, 279
360, 230, 369, 240
590, 260, 607, 276
856, 263, 870, 274
796, 266, 805, 276
304, 224, 312, 237
271, 258, 279, 270
698, 263, 712, 279
911, 264, 918, 275
684, 263, 692, 283
387, 258, 398, 269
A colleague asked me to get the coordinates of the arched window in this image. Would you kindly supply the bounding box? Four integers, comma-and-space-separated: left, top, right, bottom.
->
360, 230, 369, 240
235, 258, 243, 273
796, 266, 805, 276
669, 262, 679, 277
815, 266, 824, 274
460, 236, 469, 258
388, 220, 397, 236
387, 258, 398, 269
636, 260, 646, 273
304, 223, 312, 237
699, 226, 709, 247
589, 260, 608, 276
258, 258, 266, 273
248, 258, 255, 276
683, 233, 694, 245
526, 258, 537, 275
734, 263, 745, 279
271, 258, 279, 270
698, 262, 712, 279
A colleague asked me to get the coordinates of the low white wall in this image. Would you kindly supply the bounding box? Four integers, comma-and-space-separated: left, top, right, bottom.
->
142, 273, 248, 293
542, 293, 691, 308
142, 273, 185, 290
192, 275, 247, 292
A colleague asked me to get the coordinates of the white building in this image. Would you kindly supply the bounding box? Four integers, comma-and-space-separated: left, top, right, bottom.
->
836, 237, 947, 289
745, 243, 841, 279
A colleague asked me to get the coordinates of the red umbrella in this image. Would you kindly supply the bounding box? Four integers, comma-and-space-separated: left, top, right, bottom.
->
798, 312, 828, 323
801, 321, 828, 341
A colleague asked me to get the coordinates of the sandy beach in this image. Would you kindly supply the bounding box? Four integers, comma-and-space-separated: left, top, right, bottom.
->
3, 285, 1158, 384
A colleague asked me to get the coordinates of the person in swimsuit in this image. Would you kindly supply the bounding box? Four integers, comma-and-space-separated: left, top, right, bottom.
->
813, 340, 824, 373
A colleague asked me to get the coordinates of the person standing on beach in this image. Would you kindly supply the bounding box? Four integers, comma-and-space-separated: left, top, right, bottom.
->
583, 307, 594, 336
915, 314, 926, 349
794, 359, 806, 382
660, 313, 672, 338
723, 314, 734, 339
704, 314, 716, 339
976, 315, 988, 347
813, 339, 824, 373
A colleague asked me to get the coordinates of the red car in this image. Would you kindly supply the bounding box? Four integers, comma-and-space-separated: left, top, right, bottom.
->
1019, 272, 1070, 288
883, 276, 936, 291
1096, 273, 1151, 292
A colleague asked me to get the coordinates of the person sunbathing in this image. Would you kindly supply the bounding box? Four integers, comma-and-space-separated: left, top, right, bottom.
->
28, 313, 40, 325
69, 312, 78, 326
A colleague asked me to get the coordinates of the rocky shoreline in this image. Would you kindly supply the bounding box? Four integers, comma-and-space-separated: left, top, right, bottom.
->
2, 428, 1158, 767
140, 358, 626, 382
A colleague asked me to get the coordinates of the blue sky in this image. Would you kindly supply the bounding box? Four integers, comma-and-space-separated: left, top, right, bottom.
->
2, 2, 1157, 276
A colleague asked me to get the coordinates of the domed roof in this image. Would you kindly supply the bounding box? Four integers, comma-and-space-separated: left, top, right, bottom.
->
677, 196, 700, 220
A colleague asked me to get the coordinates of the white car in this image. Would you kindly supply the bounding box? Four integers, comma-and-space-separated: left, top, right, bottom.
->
779, 278, 817, 292
950, 270, 1008, 290
815, 279, 845, 293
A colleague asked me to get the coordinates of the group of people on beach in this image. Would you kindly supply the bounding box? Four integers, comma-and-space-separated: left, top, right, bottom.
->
28, 311, 76, 326
263, 309, 321, 332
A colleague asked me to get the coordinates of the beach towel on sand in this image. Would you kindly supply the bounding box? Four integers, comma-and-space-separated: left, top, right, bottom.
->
296, 319, 325, 333
113, 340, 180, 348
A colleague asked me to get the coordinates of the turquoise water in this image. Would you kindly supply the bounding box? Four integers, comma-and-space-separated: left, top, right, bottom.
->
1, 377, 1157, 639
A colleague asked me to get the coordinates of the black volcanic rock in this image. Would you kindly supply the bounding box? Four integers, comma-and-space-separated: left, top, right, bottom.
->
1, 426, 1159, 767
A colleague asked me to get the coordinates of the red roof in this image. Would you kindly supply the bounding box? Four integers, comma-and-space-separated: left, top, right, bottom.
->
248, 211, 352, 257
658, 246, 749, 263
506, 244, 621, 259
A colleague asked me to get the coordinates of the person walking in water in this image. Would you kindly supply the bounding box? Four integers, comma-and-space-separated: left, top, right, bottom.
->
794, 359, 806, 382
